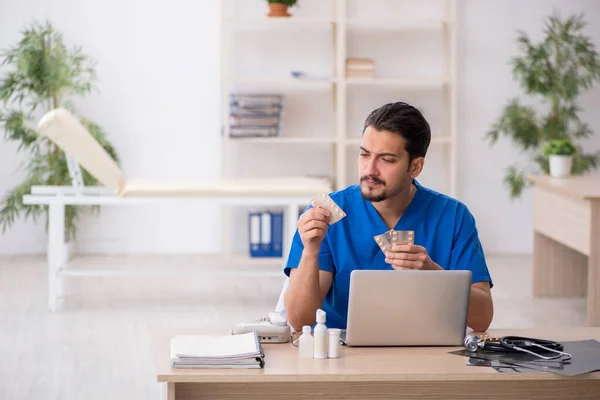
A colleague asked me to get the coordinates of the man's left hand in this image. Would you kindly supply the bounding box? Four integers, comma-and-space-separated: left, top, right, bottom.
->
384, 244, 442, 271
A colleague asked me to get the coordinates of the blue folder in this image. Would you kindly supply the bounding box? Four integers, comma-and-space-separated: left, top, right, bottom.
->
248, 212, 262, 257
248, 210, 284, 258
270, 211, 283, 257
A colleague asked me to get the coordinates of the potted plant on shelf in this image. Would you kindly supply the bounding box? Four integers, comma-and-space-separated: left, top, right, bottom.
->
485, 12, 600, 199
0, 20, 119, 242
266, 0, 298, 18
540, 139, 577, 178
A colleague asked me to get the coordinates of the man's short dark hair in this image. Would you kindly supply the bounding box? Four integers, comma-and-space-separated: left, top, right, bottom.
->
362, 102, 431, 163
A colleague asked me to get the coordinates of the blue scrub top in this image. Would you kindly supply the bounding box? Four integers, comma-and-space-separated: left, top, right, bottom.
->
284, 179, 493, 330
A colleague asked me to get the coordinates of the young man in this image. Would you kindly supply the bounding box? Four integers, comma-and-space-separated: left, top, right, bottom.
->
283, 102, 494, 333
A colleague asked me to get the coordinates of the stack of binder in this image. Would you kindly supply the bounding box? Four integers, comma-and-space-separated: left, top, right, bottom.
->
248, 210, 283, 258
229, 93, 284, 138
170, 331, 265, 369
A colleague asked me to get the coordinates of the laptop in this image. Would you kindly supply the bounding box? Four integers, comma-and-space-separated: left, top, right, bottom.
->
341, 269, 472, 347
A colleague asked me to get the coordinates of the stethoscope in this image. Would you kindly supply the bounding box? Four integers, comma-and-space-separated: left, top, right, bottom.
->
463, 334, 572, 363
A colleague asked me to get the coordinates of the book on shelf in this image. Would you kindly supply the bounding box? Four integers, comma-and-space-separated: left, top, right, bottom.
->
346, 57, 375, 79
229, 126, 280, 138
170, 331, 265, 369
228, 93, 284, 138
346, 57, 375, 69
346, 70, 375, 79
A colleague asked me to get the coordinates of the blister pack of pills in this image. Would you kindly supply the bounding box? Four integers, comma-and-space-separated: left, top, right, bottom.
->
395, 230, 414, 245
374, 231, 394, 252
310, 193, 346, 224
374, 229, 414, 252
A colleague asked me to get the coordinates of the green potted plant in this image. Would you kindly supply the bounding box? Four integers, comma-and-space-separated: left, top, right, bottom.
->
540, 138, 577, 177
485, 12, 600, 198
266, 0, 298, 17
0, 20, 119, 242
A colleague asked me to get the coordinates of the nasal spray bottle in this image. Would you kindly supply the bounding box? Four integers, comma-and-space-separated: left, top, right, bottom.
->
313, 309, 328, 358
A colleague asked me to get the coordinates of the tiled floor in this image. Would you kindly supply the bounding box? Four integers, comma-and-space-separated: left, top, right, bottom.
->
0, 254, 587, 399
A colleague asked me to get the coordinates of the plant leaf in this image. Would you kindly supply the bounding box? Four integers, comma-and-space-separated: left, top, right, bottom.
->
0, 19, 119, 241
503, 165, 529, 200
486, 98, 541, 150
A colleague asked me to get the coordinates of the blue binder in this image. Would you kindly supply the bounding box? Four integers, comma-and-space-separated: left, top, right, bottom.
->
259, 212, 271, 257
248, 210, 284, 258
248, 212, 262, 257
270, 211, 283, 257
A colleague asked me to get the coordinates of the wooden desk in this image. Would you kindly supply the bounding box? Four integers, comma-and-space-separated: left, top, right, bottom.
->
156, 328, 600, 400
528, 175, 600, 326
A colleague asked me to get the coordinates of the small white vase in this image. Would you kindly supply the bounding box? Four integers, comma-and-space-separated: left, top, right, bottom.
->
549, 155, 573, 178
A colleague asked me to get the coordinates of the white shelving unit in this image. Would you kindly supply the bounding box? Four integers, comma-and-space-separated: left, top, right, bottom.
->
219, 0, 457, 263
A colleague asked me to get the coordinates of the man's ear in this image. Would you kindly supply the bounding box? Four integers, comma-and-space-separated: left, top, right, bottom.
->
409, 157, 424, 177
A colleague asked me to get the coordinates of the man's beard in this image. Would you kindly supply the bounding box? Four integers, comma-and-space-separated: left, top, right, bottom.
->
359, 176, 388, 202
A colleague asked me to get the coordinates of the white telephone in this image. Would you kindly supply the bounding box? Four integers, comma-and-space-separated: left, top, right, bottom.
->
232, 311, 291, 343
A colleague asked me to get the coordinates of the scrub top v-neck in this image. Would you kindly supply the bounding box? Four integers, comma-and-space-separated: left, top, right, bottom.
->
284, 179, 492, 330
363, 182, 422, 233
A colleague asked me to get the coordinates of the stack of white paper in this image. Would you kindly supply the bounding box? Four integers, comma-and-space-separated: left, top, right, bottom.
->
170, 331, 265, 369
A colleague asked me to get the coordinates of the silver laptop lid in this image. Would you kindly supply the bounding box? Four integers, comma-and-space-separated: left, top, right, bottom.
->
344, 269, 472, 347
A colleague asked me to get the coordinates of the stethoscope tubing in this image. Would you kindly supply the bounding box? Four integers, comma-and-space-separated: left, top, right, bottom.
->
464, 335, 572, 362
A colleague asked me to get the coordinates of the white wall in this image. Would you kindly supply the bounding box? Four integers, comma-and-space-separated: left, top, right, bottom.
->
0, 0, 223, 254
1, 0, 599, 255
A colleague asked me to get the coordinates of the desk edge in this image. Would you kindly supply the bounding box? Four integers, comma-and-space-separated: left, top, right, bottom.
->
156, 371, 600, 383
527, 175, 600, 200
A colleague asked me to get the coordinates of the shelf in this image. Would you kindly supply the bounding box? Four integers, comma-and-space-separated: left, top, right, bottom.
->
222, 18, 451, 31
223, 17, 336, 29
229, 77, 446, 89
345, 136, 453, 145
225, 136, 337, 144
229, 76, 336, 90
345, 77, 447, 88
346, 19, 447, 31
227, 136, 452, 145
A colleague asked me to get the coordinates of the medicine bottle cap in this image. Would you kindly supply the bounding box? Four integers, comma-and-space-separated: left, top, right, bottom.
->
316, 309, 326, 323
302, 325, 312, 333
328, 328, 341, 336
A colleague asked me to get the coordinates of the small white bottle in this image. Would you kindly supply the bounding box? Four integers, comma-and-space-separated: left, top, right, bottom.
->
298, 325, 314, 358
313, 309, 328, 359
328, 328, 342, 358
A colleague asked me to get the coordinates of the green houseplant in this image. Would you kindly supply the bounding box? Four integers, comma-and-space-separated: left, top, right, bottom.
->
486, 12, 600, 198
0, 20, 119, 241
540, 138, 577, 177
266, 0, 299, 17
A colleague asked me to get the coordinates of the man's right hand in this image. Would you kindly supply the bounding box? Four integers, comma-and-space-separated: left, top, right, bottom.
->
297, 207, 331, 254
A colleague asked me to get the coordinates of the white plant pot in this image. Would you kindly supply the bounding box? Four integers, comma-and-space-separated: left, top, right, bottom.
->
549, 155, 573, 178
